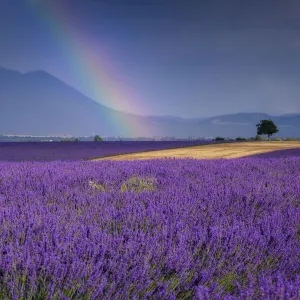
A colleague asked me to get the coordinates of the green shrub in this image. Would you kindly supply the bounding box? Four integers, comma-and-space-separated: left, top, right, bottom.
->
217, 272, 237, 294
88, 180, 106, 192
215, 137, 225, 141
254, 134, 267, 141
94, 135, 103, 142
235, 137, 247, 141
120, 176, 156, 193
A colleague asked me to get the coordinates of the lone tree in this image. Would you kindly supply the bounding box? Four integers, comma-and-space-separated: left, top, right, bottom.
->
256, 119, 279, 140
94, 135, 103, 142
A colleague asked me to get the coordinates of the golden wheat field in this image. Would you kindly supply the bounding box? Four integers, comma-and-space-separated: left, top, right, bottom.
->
93, 141, 300, 161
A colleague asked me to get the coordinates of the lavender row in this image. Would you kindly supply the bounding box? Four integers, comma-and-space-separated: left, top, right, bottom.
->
0, 158, 299, 299
249, 148, 300, 158
0, 140, 227, 162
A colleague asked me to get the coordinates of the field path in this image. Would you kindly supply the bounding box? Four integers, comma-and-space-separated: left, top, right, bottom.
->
93, 141, 300, 160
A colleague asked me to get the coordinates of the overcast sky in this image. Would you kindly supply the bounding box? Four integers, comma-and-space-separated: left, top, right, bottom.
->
1, 0, 300, 117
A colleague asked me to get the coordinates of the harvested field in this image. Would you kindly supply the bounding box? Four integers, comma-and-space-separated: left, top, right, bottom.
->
93, 141, 300, 160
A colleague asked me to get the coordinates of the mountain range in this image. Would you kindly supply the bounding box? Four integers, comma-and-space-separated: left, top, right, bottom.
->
0, 66, 299, 138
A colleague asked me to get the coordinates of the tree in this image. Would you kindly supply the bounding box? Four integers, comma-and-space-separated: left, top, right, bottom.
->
256, 119, 279, 140
94, 135, 103, 142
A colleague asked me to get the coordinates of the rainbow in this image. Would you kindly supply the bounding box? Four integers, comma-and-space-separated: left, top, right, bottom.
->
28, 0, 150, 137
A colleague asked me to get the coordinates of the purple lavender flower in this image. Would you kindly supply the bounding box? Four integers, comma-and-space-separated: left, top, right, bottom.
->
0, 157, 299, 298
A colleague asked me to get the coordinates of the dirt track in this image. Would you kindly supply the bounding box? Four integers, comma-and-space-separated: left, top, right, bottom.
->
93, 141, 300, 161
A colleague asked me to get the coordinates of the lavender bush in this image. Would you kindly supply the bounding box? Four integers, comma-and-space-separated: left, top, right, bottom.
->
0, 158, 299, 299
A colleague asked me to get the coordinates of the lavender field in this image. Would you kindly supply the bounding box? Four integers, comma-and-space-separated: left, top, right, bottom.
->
0, 158, 299, 299
0, 141, 222, 162
250, 148, 300, 158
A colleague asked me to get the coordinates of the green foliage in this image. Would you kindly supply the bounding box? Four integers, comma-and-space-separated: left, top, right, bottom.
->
235, 137, 247, 141
256, 119, 279, 139
248, 137, 256, 141
283, 137, 299, 141
254, 134, 267, 141
258, 255, 280, 272
218, 272, 237, 294
215, 136, 225, 141
88, 180, 106, 192
120, 176, 156, 193
94, 135, 103, 142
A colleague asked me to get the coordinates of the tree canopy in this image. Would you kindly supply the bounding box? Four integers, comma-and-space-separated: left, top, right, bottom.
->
256, 119, 279, 139
94, 135, 103, 142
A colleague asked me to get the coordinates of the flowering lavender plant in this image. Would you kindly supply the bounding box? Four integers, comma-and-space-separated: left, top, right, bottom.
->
0, 157, 299, 299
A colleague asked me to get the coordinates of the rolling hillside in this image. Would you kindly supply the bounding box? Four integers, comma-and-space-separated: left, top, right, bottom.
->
0, 66, 300, 137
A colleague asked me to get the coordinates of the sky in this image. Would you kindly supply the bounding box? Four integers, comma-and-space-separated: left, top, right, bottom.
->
0, 0, 300, 118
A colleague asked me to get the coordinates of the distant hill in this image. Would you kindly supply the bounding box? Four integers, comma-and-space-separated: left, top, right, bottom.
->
0, 66, 299, 138
0, 67, 154, 137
